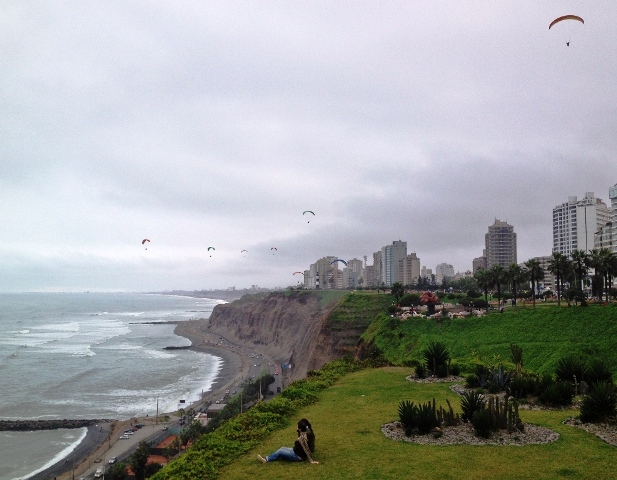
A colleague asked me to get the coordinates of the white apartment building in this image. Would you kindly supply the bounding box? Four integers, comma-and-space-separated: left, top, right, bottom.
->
552, 192, 610, 256
381, 240, 407, 286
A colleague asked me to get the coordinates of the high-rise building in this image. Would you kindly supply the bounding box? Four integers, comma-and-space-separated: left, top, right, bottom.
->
400, 253, 421, 286
553, 192, 610, 255
472, 249, 487, 273
485, 219, 517, 268
594, 184, 617, 253
435, 263, 454, 284
343, 258, 364, 289
381, 240, 407, 286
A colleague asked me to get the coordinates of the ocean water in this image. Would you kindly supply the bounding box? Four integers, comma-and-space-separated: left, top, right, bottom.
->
0, 292, 224, 480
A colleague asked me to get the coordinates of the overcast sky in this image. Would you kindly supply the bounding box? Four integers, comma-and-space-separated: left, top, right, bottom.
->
2, 1, 616, 292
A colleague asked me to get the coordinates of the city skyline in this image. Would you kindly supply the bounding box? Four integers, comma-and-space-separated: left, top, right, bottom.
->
2, 3, 617, 292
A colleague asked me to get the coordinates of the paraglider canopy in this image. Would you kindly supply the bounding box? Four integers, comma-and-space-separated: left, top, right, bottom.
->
208, 246, 215, 257
303, 210, 315, 223
549, 15, 584, 29
330, 258, 348, 267
271, 247, 278, 255
293, 271, 303, 275
141, 239, 150, 250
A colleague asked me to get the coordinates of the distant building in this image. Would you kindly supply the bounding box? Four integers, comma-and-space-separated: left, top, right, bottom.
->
485, 219, 517, 268
435, 263, 454, 284
528, 255, 555, 293
552, 192, 610, 255
400, 252, 421, 286
594, 184, 617, 253
381, 240, 407, 286
343, 258, 364, 289
472, 249, 487, 273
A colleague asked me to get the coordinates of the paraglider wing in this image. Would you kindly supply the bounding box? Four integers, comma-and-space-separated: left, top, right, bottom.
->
141, 239, 150, 245
330, 258, 348, 267
293, 271, 303, 275
303, 210, 315, 223
208, 247, 215, 251
549, 15, 584, 29
241, 249, 248, 253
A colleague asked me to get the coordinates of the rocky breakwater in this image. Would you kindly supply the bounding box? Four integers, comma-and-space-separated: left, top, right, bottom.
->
0, 419, 112, 431
206, 291, 354, 382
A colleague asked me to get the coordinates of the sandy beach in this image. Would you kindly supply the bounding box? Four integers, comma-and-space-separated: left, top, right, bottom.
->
33, 318, 255, 480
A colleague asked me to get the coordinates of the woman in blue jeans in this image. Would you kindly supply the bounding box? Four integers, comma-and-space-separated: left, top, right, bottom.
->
258, 418, 319, 464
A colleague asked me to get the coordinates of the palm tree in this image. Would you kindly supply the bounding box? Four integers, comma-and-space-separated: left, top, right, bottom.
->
594, 248, 617, 302
506, 263, 527, 307
547, 252, 570, 306
474, 268, 491, 305
488, 264, 505, 308
570, 249, 589, 295
524, 258, 544, 308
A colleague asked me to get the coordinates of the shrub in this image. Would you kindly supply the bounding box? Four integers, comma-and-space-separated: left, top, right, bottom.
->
539, 380, 574, 406
435, 364, 449, 378
415, 363, 427, 379
449, 363, 461, 376
398, 400, 439, 435
460, 390, 484, 423
555, 355, 587, 383
416, 402, 439, 434
534, 373, 555, 397
508, 374, 536, 399
471, 407, 496, 438
465, 374, 479, 388
585, 359, 614, 386
580, 381, 617, 423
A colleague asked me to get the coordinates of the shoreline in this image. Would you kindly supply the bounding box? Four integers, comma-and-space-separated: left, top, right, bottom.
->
30, 318, 254, 480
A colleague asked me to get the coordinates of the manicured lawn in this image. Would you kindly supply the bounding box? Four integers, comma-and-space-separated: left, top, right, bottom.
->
220, 367, 616, 479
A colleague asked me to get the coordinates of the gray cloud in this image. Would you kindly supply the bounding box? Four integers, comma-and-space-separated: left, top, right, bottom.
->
1, 1, 616, 291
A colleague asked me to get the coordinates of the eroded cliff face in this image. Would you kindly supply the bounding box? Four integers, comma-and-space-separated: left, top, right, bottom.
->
205, 291, 354, 381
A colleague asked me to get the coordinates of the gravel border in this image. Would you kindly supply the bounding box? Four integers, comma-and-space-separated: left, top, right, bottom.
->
381, 421, 559, 446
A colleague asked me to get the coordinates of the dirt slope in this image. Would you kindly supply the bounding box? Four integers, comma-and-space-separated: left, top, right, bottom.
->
205, 291, 354, 381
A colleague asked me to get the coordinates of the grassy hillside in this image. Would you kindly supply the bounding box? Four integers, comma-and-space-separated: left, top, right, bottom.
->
362, 302, 617, 375
325, 292, 394, 330
221, 367, 615, 480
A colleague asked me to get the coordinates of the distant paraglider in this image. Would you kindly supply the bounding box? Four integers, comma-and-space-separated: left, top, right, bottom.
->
549, 14, 584, 46
271, 247, 278, 255
293, 271, 303, 275
303, 210, 315, 223
208, 246, 215, 257
141, 239, 150, 250
330, 258, 347, 267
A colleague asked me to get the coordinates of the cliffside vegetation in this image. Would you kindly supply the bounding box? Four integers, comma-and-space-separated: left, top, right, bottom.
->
362, 302, 617, 375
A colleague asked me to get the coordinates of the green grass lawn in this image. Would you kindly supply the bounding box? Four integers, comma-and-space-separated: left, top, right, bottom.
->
219, 367, 616, 480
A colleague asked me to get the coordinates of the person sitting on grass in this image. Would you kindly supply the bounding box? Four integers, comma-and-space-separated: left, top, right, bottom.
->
257, 418, 319, 464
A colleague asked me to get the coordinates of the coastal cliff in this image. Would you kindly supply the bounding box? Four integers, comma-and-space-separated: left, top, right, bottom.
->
205, 291, 358, 381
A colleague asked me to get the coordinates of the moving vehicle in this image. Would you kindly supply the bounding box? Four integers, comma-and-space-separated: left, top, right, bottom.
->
109, 457, 117, 464
94, 468, 104, 478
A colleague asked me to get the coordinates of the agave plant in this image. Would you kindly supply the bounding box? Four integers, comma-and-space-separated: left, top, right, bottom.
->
423, 341, 450, 376
398, 400, 418, 436
460, 390, 485, 422
580, 381, 617, 423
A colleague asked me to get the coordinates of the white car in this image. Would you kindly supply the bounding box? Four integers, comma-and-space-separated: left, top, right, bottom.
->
109, 457, 117, 464
120, 434, 129, 439
94, 468, 104, 478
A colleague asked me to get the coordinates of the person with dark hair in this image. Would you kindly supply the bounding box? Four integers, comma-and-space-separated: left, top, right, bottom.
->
257, 418, 319, 464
